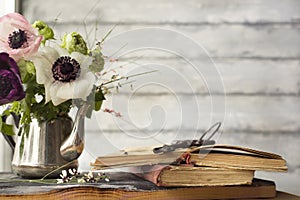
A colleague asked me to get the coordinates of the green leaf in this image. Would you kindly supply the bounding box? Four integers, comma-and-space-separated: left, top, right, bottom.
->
89, 46, 105, 73
10, 101, 22, 115
2, 109, 10, 116
17, 59, 36, 83
1, 123, 15, 136
94, 100, 103, 111
95, 88, 105, 102
0, 117, 3, 131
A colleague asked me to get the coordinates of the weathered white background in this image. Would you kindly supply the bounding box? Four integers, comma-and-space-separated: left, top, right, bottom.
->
1, 0, 300, 195
0, 0, 16, 172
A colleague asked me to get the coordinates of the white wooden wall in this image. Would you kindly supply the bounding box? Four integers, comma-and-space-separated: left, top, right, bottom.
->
0, 0, 15, 172
19, 0, 300, 194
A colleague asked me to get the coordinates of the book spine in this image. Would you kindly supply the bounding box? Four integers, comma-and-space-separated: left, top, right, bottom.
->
130, 165, 170, 186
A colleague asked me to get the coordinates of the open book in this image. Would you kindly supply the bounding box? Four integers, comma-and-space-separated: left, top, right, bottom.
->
91, 144, 287, 187
91, 144, 288, 172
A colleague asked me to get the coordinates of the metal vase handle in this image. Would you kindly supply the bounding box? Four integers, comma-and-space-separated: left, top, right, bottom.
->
60, 103, 90, 161
1, 112, 19, 151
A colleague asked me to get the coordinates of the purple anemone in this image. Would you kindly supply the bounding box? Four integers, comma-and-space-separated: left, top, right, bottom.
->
0, 52, 25, 105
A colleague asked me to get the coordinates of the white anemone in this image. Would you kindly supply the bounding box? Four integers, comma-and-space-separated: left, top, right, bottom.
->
31, 46, 95, 106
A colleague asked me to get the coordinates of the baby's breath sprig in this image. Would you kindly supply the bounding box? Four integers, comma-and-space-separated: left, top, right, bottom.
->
78, 171, 110, 183
56, 169, 109, 184
56, 168, 80, 184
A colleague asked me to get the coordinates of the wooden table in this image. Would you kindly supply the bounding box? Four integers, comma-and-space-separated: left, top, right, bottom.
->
0, 173, 299, 200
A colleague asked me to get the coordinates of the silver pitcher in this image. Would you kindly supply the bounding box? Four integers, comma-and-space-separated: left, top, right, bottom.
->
3, 104, 90, 178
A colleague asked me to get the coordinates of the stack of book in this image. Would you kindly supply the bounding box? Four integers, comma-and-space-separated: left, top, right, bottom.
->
91, 144, 287, 199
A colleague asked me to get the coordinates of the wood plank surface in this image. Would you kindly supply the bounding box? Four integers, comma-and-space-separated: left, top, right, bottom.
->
36, 24, 300, 58
86, 57, 300, 95
0, 191, 295, 200
1, 173, 297, 200
22, 0, 300, 24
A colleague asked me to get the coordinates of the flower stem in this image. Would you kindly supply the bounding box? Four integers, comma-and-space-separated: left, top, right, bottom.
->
40, 160, 77, 181
100, 70, 158, 87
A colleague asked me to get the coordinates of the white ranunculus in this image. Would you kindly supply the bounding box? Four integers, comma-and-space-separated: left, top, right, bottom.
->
31, 46, 95, 106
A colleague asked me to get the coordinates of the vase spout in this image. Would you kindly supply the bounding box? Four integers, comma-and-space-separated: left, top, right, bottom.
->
60, 103, 90, 162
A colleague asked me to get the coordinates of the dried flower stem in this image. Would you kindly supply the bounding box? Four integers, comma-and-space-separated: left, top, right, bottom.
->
100, 70, 157, 87
40, 160, 77, 181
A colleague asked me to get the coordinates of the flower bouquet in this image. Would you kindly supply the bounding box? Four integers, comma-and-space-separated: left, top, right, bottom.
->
0, 12, 119, 177
0, 12, 109, 135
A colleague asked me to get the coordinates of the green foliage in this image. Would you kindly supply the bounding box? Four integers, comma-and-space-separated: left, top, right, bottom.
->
0, 114, 15, 136
32, 20, 54, 45
61, 32, 88, 55
85, 86, 105, 118
17, 59, 35, 83
31, 100, 72, 122
21, 76, 72, 123
0, 109, 16, 136
89, 46, 105, 73
1, 123, 15, 136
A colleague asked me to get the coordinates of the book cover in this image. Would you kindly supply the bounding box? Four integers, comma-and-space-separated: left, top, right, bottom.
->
131, 164, 255, 187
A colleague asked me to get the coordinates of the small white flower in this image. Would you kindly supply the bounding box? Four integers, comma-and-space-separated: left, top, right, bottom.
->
68, 168, 79, 176
56, 179, 64, 184
60, 170, 68, 178
57, 170, 70, 183
77, 178, 86, 183
86, 171, 94, 179
31, 46, 95, 106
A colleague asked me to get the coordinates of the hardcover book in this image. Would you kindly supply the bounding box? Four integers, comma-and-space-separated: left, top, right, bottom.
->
131, 164, 254, 187
91, 144, 287, 189
91, 144, 287, 172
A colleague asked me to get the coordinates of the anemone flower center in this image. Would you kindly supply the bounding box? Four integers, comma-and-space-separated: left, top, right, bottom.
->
8, 29, 28, 49
0, 75, 13, 97
52, 56, 81, 82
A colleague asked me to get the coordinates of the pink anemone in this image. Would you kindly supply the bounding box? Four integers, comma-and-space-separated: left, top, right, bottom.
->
0, 13, 42, 61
